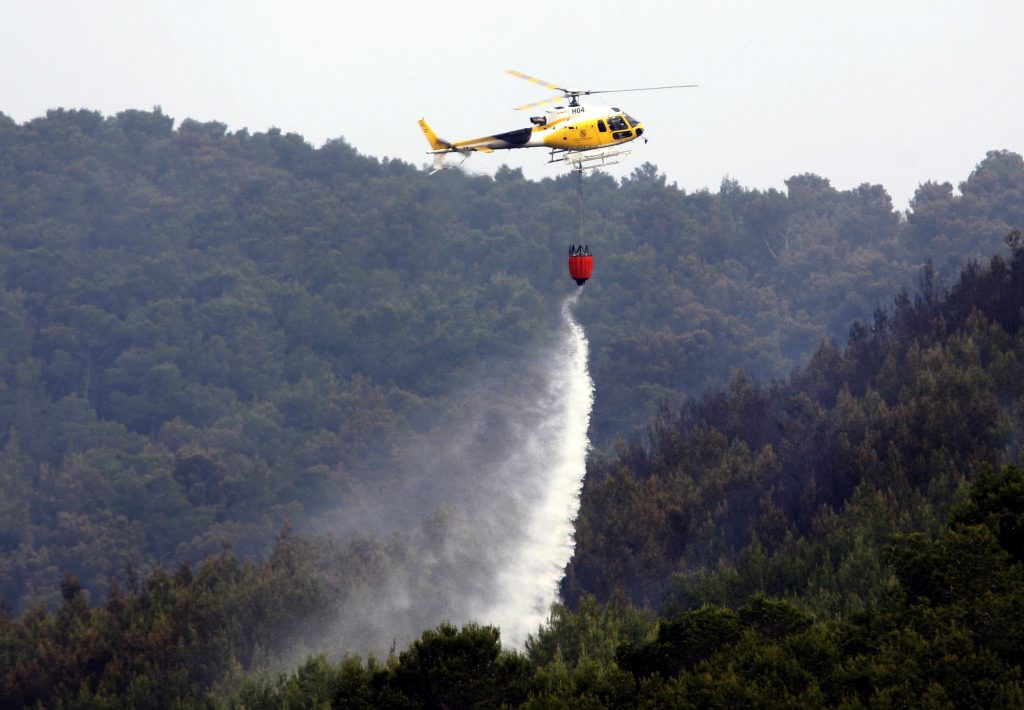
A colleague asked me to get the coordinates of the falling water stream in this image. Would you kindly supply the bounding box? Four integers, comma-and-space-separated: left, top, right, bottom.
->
471, 290, 594, 648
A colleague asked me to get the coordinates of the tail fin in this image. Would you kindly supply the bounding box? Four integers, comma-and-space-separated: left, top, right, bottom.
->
419, 118, 452, 174
418, 118, 448, 151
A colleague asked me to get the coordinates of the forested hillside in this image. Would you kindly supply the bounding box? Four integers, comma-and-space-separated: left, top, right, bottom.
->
3, 108, 1024, 613
3, 241, 1023, 708
566, 240, 1024, 614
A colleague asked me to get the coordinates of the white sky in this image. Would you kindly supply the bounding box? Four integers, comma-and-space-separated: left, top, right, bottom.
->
2, 0, 1022, 209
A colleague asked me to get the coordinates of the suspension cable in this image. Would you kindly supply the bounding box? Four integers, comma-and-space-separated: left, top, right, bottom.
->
576, 168, 584, 243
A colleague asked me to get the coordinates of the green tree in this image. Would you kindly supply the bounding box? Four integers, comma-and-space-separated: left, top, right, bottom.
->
392, 622, 532, 709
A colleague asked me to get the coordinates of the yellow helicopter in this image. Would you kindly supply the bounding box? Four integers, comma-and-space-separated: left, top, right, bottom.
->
419, 70, 696, 173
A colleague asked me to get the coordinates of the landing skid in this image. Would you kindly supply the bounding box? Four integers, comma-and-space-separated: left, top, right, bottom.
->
550, 146, 633, 171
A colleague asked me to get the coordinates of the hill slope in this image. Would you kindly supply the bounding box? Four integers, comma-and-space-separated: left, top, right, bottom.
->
2, 107, 1024, 610
3, 242, 1023, 709
566, 240, 1024, 614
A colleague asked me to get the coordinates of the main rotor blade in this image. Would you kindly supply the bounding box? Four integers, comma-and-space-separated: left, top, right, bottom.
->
505, 69, 570, 94
505, 70, 697, 109
583, 84, 698, 96
512, 95, 564, 111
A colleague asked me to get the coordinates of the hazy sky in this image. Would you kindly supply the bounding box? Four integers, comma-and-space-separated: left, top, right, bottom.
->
2, 1, 1021, 209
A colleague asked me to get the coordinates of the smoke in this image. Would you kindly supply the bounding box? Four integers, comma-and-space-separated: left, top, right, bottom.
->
305, 292, 593, 656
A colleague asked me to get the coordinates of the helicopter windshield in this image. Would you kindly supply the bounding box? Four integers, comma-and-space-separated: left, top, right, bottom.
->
607, 115, 628, 131
624, 114, 640, 127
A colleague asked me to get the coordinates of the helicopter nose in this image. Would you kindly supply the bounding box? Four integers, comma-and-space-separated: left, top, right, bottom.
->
635, 125, 645, 137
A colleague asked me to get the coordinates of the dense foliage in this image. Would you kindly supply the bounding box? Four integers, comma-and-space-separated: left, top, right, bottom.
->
3, 106, 1024, 705
565, 241, 1024, 615
3, 108, 1024, 611
4, 466, 1022, 707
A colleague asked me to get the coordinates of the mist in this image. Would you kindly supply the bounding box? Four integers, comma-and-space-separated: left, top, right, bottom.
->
301, 292, 594, 656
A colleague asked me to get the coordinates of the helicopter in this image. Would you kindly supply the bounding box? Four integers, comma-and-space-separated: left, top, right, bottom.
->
419, 70, 696, 173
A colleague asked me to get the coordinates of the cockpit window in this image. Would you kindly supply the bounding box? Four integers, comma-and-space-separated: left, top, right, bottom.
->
607, 115, 628, 131
624, 114, 640, 127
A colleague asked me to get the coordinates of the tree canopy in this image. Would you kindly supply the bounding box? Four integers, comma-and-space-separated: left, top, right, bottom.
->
3, 108, 1024, 706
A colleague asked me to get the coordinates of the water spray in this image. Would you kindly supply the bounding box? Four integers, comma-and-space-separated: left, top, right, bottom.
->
309, 293, 594, 657
471, 291, 593, 647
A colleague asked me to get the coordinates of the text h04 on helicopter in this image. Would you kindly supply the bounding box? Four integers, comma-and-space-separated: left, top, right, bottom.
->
418, 69, 696, 173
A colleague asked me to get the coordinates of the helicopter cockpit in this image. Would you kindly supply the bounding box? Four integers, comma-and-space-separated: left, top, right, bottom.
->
607, 115, 628, 131
604, 113, 643, 140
